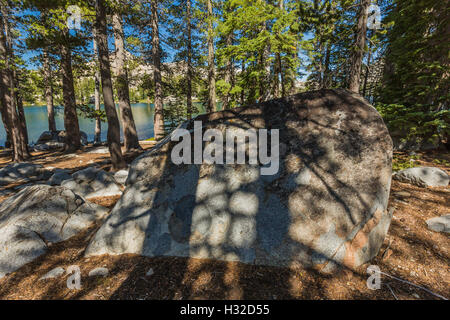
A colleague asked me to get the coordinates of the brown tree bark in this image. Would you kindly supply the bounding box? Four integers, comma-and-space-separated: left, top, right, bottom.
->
0, 13, 25, 162
206, 0, 216, 113
1, 3, 29, 158
43, 49, 56, 132
14, 79, 29, 150
112, 11, 141, 152
240, 60, 245, 105
60, 37, 81, 152
275, 0, 285, 98
323, 42, 331, 88
151, 0, 164, 141
92, 27, 102, 145
348, 0, 370, 93
223, 31, 233, 109
3, 19, 29, 152
95, 0, 126, 170
186, 0, 193, 119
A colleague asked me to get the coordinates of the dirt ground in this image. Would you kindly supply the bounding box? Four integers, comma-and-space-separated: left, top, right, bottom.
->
0, 146, 448, 300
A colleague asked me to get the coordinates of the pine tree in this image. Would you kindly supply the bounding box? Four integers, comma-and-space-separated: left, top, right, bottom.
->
0, 0, 29, 161
112, 1, 142, 152
348, 0, 370, 93
95, 0, 127, 170
151, 0, 164, 141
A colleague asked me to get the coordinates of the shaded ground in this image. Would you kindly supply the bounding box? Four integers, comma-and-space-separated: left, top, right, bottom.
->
0, 148, 448, 300
0, 142, 155, 203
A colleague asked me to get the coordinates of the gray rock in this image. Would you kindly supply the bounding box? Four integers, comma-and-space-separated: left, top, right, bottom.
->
393, 191, 411, 198
114, 169, 129, 185
0, 162, 52, 185
48, 169, 72, 186
426, 215, 450, 233
88, 267, 109, 277
61, 167, 123, 198
0, 185, 108, 279
85, 89, 393, 273
33, 141, 65, 151
40, 267, 65, 280
393, 167, 449, 187
86, 147, 110, 154
146, 268, 154, 276
36, 130, 88, 146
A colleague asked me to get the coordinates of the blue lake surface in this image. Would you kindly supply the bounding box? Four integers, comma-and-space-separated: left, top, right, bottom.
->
0, 103, 157, 146
0, 102, 211, 147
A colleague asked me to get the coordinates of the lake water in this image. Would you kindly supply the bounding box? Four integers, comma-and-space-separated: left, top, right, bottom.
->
0, 103, 205, 147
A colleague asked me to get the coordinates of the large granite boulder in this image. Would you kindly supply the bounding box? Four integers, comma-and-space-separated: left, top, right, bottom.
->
0, 162, 52, 185
85, 89, 393, 272
393, 167, 449, 187
61, 167, 123, 198
0, 185, 108, 278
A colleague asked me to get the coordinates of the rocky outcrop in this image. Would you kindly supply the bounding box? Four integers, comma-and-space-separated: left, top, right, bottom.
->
86, 89, 393, 273
426, 215, 450, 233
393, 167, 449, 187
61, 167, 123, 198
0, 163, 52, 186
113, 169, 129, 185
0, 185, 108, 278
48, 169, 72, 186
33, 130, 88, 150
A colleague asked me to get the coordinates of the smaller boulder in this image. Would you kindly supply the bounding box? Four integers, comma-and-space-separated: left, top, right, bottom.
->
393, 167, 449, 187
33, 141, 65, 151
48, 169, 72, 186
426, 215, 450, 233
113, 169, 129, 185
40, 267, 65, 280
61, 167, 123, 198
88, 267, 108, 277
36, 130, 88, 147
86, 146, 109, 154
0, 185, 108, 279
0, 162, 52, 185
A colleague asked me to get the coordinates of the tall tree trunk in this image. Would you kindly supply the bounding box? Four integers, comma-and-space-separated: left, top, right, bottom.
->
43, 49, 56, 131
1, 3, 29, 157
14, 79, 28, 148
259, 23, 270, 101
0, 13, 25, 162
151, 0, 164, 140
186, 0, 193, 119
96, 0, 126, 170
3, 15, 29, 152
362, 45, 372, 98
323, 42, 331, 88
112, 11, 141, 152
60, 36, 81, 152
240, 60, 245, 105
276, 0, 285, 98
92, 29, 102, 145
223, 31, 233, 109
0, 92, 11, 148
348, 0, 370, 93
206, 0, 216, 112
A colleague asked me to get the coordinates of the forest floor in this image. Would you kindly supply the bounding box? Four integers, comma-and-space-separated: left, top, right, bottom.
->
0, 145, 448, 300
